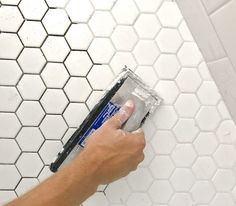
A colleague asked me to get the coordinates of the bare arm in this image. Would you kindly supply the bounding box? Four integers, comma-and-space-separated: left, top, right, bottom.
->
6, 100, 145, 206
7, 156, 98, 206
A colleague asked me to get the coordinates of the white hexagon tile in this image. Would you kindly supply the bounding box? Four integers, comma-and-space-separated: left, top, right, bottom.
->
0, 0, 236, 206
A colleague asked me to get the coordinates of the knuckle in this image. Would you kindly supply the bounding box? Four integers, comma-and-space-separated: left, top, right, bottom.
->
140, 153, 145, 162
102, 121, 111, 129
103, 122, 114, 132
118, 129, 126, 135
137, 136, 146, 150
141, 138, 146, 148
130, 164, 138, 171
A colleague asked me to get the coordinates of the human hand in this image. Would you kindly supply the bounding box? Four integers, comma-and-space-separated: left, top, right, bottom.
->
76, 100, 146, 185
6, 101, 145, 206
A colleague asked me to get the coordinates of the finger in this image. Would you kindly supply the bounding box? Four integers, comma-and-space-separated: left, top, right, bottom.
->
131, 128, 145, 140
105, 100, 135, 129
138, 152, 145, 163
131, 128, 146, 148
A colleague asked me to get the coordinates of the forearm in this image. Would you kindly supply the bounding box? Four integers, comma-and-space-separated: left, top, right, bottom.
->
5, 100, 144, 206
6, 152, 98, 206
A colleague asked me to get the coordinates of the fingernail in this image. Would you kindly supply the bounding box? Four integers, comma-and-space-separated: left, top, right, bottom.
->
124, 100, 134, 108
118, 100, 134, 124
119, 107, 130, 119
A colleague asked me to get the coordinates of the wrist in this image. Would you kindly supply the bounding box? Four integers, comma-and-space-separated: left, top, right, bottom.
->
71, 148, 101, 189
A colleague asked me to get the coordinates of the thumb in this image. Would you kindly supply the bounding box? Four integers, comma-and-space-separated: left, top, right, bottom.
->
105, 100, 135, 129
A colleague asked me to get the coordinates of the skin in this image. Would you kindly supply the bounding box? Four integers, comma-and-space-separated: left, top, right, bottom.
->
6, 100, 146, 206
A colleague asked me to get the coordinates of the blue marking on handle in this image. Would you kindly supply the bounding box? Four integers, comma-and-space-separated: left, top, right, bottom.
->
78, 101, 120, 147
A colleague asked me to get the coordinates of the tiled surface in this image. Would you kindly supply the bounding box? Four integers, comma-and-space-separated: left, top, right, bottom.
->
0, 0, 236, 206
176, 0, 236, 124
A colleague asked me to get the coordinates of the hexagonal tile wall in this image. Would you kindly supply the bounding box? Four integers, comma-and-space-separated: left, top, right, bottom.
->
64, 77, 92, 102
41, 63, 69, 88
154, 54, 180, 80
63, 103, 89, 127
127, 168, 153, 192
197, 81, 221, 105
152, 105, 178, 129
135, 0, 163, 12
148, 180, 173, 204
156, 28, 183, 53
18, 21, 47, 47
176, 67, 202, 92
157, 1, 182, 27
16, 127, 44, 152
65, 0, 93, 23
135, 66, 158, 88
192, 156, 217, 180
169, 193, 193, 206
0, 113, 21, 138
190, 181, 215, 204
83, 192, 109, 206
39, 140, 63, 165
40, 115, 68, 140
42, 9, 70, 35
216, 120, 236, 143
171, 144, 197, 167
0, 0, 236, 206
65, 51, 93, 76
65, 24, 93, 50
16, 153, 44, 177
150, 155, 175, 179
15, 178, 39, 196
170, 168, 195, 192
0, 191, 17, 206
178, 20, 194, 42
16, 101, 45, 126
0, 33, 23, 59
17, 74, 46, 100
194, 132, 218, 155
133, 40, 160, 65
155, 80, 179, 104
0, 139, 21, 164
134, 14, 161, 39
17, 48, 46, 74
0, 165, 21, 190
111, 25, 138, 51
41, 36, 70, 62
126, 193, 152, 206
174, 93, 200, 118
1, 0, 21, 5
87, 65, 114, 90
86, 90, 105, 110
19, 0, 48, 20
0, 86, 22, 112
0, 6, 23, 32
38, 165, 53, 182
151, 130, 176, 155
105, 179, 131, 204
45, 0, 69, 8
110, 52, 137, 75
88, 38, 115, 64
112, 0, 138, 25
0, 60, 22, 86
89, 11, 116, 37
177, 42, 203, 67
40, 89, 68, 114
173, 118, 199, 143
